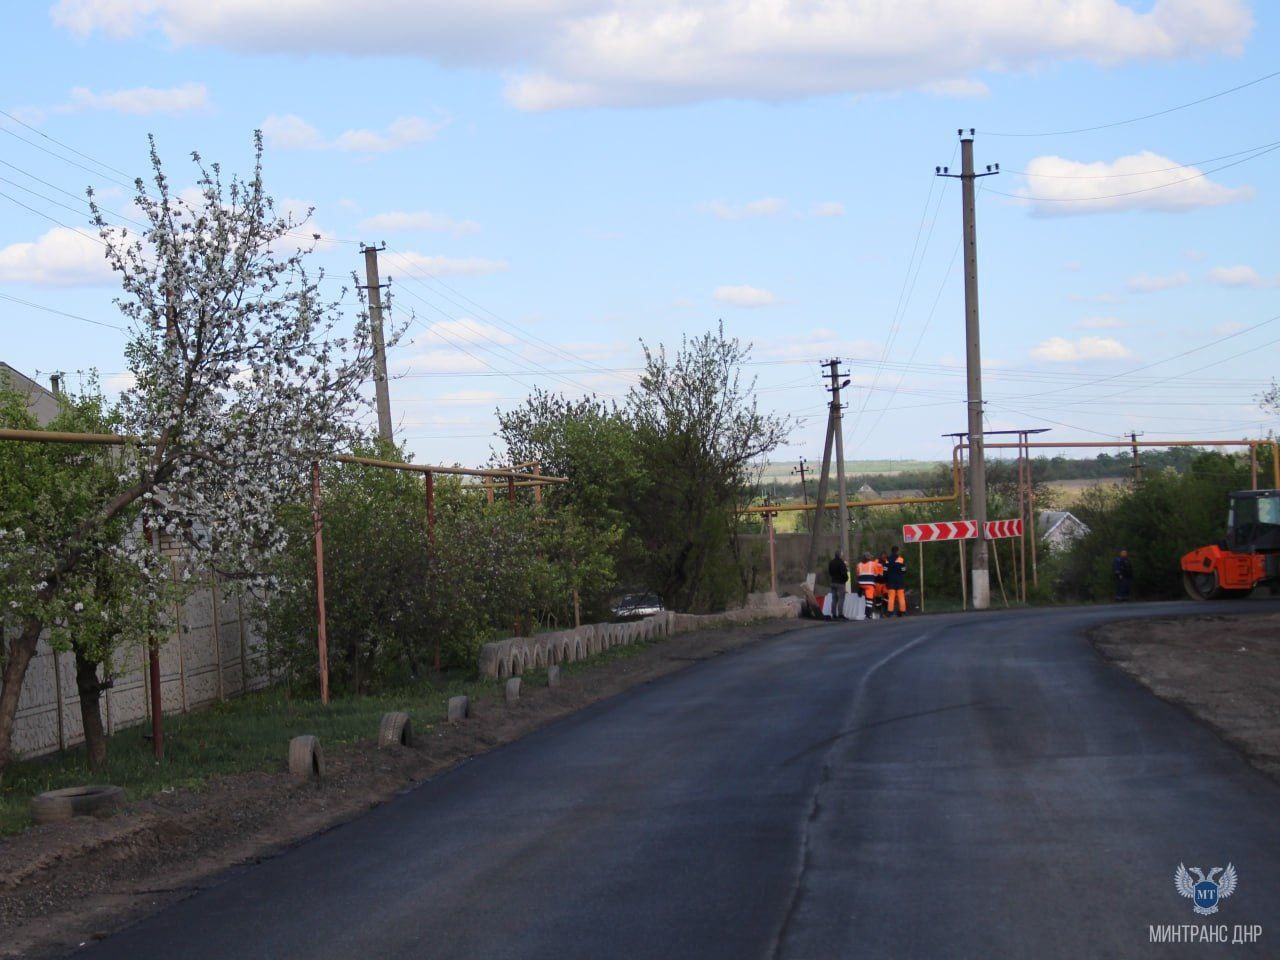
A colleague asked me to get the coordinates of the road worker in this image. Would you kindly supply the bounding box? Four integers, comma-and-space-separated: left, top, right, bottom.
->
827, 550, 849, 620
885, 545, 908, 617
855, 552, 878, 617
874, 551, 889, 607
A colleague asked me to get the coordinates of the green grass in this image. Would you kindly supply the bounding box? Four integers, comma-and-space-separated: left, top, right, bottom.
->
0, 672, 495, 835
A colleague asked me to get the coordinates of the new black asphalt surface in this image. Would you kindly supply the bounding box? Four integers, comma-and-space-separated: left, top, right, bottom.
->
81, 601, 1280, 959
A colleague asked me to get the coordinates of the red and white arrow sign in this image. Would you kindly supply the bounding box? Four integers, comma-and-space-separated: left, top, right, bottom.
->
984, 519, 1024, 539
902, 520, 978, 543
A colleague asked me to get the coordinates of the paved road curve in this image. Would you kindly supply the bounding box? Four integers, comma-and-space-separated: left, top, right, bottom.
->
83, 602, 1280, 959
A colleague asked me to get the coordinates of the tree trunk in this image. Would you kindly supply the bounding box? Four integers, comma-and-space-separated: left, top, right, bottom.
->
72, 647, 108, 771
0, 616, 43, 782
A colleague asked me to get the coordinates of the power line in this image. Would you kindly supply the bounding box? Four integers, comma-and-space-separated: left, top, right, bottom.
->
1007, 137, 1280, 178
986, 141, 1280, 204
981, 68, 1280, 137
0, 292, 126, 332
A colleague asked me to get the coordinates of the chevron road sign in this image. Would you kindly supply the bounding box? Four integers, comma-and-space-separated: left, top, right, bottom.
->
902, 520, 978, 543
984, 519, 1024, 539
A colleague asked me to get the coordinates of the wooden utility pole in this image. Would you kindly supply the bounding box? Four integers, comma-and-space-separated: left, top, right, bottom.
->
939, 130, 997, 609
362, 243, 393, 443
791, 457, 810, 506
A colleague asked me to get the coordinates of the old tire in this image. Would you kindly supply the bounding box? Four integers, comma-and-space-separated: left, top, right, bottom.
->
378, 711, 413, 748
30, 785, 124, 825
288, 735, 324, 779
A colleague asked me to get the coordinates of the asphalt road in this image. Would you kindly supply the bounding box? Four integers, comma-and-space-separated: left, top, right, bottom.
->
81, 601, 1280, 959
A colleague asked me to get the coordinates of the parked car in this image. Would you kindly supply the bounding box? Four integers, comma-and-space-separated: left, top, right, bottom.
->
610, 592, 665, 621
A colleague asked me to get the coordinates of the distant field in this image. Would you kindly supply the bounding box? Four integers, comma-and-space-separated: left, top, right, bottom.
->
757, 459, 941, 482
1045, 477, 1127, 505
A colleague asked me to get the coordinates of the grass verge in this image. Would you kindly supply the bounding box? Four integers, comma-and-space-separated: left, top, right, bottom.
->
0, 672, 494, 836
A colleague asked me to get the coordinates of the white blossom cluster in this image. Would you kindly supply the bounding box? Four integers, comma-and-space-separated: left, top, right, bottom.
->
90, 133, 375, 589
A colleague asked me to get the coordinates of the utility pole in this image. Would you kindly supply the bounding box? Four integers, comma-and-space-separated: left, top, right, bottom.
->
1129, 430, 1144, 484
791, 457, 810, 506
361, 242, 393, 444
804, 383, 838, 590
939, 130, 998, 609
827, 359, 852, 561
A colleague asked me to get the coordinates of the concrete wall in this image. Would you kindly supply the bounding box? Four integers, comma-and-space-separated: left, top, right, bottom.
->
10, 578, 271, 760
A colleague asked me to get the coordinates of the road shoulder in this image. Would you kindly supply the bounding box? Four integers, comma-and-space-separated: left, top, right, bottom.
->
1091, 611, 1280, 781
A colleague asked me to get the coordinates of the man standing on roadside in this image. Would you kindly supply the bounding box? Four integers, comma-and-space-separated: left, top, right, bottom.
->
1113, 548, 1134, 602
827, 550, 849, 620
885, 546, 908, 617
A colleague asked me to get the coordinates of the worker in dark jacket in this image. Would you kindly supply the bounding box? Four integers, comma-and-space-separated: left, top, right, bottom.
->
884, 545, 908, 617
827, 551, 849, 620
1113, 549, 1133, 601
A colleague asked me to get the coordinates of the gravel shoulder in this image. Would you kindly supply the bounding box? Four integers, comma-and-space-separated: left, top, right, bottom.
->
0, 616, 815, 960
1091, 611, 1280, 780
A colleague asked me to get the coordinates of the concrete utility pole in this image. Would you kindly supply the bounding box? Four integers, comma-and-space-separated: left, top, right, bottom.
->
828, 359, 852, 561
362, 243, 393, 444
1129, 430, 1144, 484
939, 130, 998, 609
804, 388, 838, 590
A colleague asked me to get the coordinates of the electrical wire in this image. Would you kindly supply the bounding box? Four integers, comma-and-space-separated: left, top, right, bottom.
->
0, 292, 126, 332
981, 68, 1280, 137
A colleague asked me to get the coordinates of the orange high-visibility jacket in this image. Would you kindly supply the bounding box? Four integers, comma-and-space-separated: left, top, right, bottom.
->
856, 560, 878, 590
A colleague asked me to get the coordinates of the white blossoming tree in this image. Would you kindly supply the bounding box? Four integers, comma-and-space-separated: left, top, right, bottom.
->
0, 135, 373, 778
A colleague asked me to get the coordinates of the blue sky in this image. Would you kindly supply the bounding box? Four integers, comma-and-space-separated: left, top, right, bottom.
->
2, 0, 1278, 469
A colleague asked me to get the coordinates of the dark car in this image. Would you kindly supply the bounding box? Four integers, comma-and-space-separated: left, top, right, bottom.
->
610, 592, 665, 621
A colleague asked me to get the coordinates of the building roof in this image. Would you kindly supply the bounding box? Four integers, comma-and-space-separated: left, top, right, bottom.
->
1038, 509, 1088, 539
0, 362, 60, 426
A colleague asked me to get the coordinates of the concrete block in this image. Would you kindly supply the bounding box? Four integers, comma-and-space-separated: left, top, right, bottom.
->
547, 665, 561, 688
505, 677, 521, 704
447, 695, 470, 722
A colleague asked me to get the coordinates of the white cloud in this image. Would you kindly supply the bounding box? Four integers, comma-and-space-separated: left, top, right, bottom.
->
1015, 151, 1254, 216
714, 284, 776, 308
67, 82, 208, 114
0, 227, 112, 286
400, 349, 488, 374
436, 389, 499, 405
105, 371, 137, 392
1126, 271, 1189, 293
701, 198, 786, 220
670, 297, 696, 310
1076, 316, 1124, 329
1031, 335, 1132, 362
358, 210, 480, 234
420, 318, 516, 346
390, 252, 508, 277
51, 0, 1253, 111
1208, 264, 1276, 288
1184, 248, 1207, 262
919, 77, 990, 98
812, 201, 846, 218
1061, 260, 1084, 272
757, 328, 879, 361
1212, 320, 1247, 336
262, 113, 445, 152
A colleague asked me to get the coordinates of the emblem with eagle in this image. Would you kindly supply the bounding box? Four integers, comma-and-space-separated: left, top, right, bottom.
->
1175, 863, 1237, 916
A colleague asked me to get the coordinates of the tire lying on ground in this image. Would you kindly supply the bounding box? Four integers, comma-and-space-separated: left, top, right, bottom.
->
378, 711, 413, 748
288, 735, 325, 779
30, 785, 124, 825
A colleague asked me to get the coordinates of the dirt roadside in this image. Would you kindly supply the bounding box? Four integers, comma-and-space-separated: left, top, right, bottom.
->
1091, 612, 1280, 780
0, 617, 818, 960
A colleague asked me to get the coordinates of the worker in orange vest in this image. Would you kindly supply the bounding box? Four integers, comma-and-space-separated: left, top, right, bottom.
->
874, 551, 889, 606
855, 552, 878, 618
